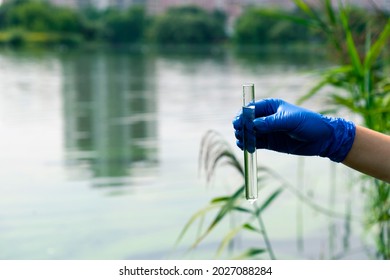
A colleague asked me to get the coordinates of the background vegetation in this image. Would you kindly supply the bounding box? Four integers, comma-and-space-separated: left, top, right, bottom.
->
0, 0, 388, 48
148, 6, 226, 46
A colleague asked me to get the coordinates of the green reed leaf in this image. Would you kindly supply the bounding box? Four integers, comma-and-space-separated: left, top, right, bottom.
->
293, 0, 314, 17
364, 20, 390, 70
211, 196, 230, 204
293, 0, 328, 31
207, 186, 245, 231
298, 65, 353, 104
330, 94, 362, 114
233, 206, 252, 214
297, 78, 329, 104
176, 204, 220, 247
191, 185, 245, 249
339, 7, 363, 76
233, 248, 266, 260
215, 223, 245, 257
325, 0, 336, 25
243, 223, 261, 234
255, 188, 283, 216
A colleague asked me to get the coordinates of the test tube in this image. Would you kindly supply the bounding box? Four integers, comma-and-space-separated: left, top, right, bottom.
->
242, 84, 258, 203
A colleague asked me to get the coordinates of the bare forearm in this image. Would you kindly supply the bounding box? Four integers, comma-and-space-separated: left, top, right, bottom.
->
342, 125, 390, 183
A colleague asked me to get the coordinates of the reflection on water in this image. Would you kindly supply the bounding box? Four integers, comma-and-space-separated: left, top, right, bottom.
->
61, 50, 158, 187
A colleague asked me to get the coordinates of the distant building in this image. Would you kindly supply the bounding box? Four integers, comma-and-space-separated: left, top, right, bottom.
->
147, 0, 226, 14
50, 0, 146, 9
50, 0, 100, 9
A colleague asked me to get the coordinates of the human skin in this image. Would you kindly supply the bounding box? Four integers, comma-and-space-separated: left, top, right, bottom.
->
342, 125, 390, 183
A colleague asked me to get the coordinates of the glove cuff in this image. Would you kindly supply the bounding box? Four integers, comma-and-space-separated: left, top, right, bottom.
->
320, 117, 356, 162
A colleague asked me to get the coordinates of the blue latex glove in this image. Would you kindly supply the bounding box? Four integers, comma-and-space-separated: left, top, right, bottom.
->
233, 98, 356, 162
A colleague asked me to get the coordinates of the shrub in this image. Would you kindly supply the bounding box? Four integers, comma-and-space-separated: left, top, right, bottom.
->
150, 6, 226, 45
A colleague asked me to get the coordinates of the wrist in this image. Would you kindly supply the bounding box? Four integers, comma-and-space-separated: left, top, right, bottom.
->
320, 117, 356, 162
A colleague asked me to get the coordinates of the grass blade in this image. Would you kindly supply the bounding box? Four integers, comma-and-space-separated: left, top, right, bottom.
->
255, 188, 283, 216
330, 94, 362, 114
325, 0, 336, 25
293, 0, 329, 32
293, 0, 314, 17
206, 185, 245, 232
175, 204, 220, 247
297, 78, 330, 104
233, 206, 252, 214
233, 248, 266, 259
215, 223, 245, 257
211, 196, 230, 204
191, 185, 245, 248
243, 223, 262, 234
364, 20, 390, 69
298, 65, 355, 104
339, 7, 363, 76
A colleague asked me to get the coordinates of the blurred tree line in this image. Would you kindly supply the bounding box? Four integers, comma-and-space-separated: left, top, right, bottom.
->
0, 0, 387, 47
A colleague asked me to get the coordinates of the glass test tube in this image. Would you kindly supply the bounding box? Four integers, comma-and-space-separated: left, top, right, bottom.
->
242, 84, 258, 203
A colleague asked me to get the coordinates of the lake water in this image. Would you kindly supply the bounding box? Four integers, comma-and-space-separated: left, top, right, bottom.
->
0, 47, 374, 259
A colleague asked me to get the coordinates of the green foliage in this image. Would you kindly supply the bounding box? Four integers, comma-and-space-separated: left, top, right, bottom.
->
233, 7, 315, 45
365, 180, 390, 259
176, 131, 279, 259
5, 28, 25, 47
0, 0, 389, 49
0, 0, 150, 46
54, 7, 83, 33
290, 0, 390, 259
233, 8, 269, 45
0, 0, 85, 46
77, 6, 106, 41
2, 1, 55, 31
233, 4, 388, 47
294, 1, 390, 133
0, 0, 83, 33
149, 6, 226, 45
102, 6, 147, 44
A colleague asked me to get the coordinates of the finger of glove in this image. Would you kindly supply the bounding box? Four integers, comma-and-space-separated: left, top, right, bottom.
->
255, 133, 281, 151
236, 139, 243, 151
255, 132, 293, 154
253, 113, 289, 134
232, 115, 242, 130
235, 129, 243, 141
254, 98, 281, 118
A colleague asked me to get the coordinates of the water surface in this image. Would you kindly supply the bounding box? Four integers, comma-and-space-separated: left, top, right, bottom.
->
0, 47, 371, 259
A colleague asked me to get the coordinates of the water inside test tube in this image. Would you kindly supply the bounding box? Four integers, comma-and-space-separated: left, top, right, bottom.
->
243, 105, 257, 202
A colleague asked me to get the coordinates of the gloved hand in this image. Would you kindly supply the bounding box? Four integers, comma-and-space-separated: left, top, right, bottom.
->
233, 98, 356, 162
